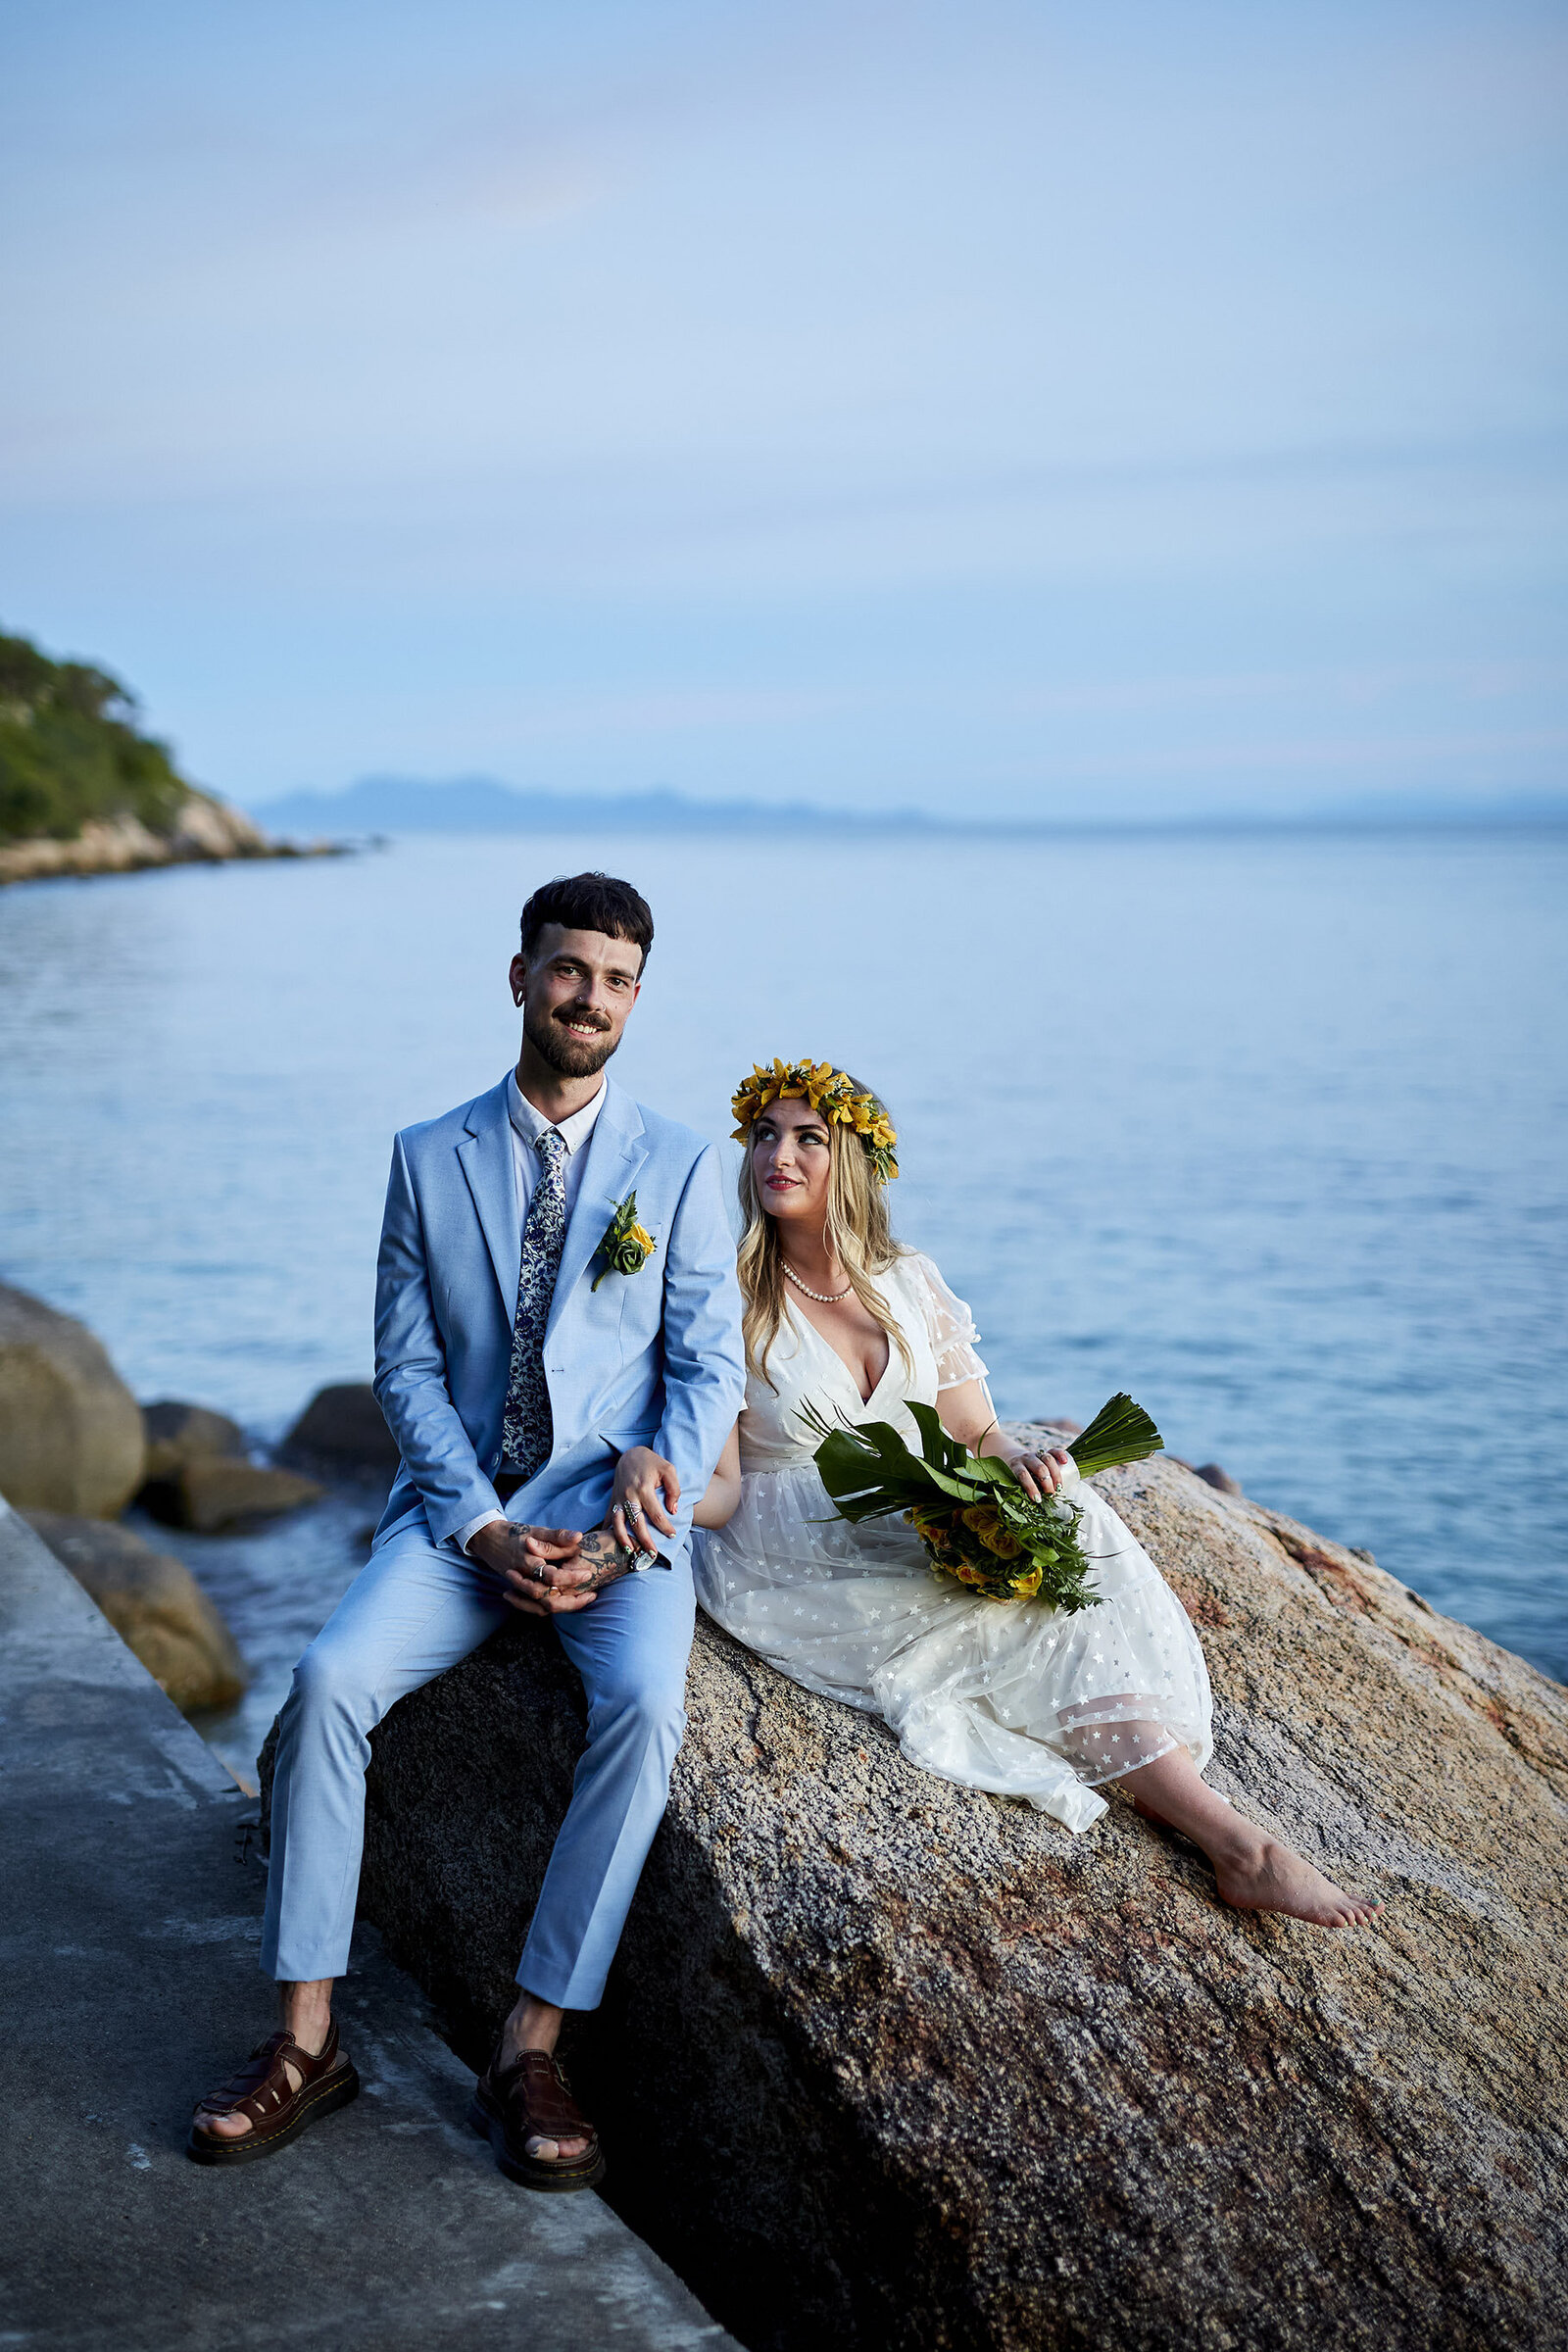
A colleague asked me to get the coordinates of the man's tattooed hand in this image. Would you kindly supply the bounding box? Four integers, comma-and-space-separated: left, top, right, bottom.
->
473, 1516, 655, 1618
575, 1527, 642, 1591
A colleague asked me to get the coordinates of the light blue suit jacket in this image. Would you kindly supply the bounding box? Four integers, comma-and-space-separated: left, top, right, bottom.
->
370, 1073, 746, 1564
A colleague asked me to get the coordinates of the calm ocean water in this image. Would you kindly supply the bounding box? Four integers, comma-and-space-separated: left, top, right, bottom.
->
2, 827, 1564, 1776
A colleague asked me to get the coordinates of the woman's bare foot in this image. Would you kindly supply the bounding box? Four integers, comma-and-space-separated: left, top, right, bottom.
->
1120, 1749, 1385, 1931
1211, 1838, 1384, 1928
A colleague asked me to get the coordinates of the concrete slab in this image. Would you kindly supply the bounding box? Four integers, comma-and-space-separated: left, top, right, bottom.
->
0, 1500, 734, 2351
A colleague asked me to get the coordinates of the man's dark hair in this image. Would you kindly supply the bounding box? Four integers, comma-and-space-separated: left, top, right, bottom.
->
518, 871, 654, 969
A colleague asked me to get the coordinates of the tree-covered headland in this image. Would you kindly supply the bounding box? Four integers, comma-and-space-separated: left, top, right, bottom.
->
0, 630, 191, 845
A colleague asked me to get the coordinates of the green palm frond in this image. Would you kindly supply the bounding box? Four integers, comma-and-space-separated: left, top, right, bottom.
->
1069, 1393, 1163, 1479
803, 1392, 1163, 1610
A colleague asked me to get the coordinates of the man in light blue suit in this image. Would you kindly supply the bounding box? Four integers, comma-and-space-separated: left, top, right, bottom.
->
189, 873, 746, 2189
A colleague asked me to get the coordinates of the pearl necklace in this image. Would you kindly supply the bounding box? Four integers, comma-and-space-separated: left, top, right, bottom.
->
782, 1259, 854, 1304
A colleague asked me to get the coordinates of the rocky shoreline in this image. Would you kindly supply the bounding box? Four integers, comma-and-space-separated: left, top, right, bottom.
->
0, 791, 344, 885
0, 1282, 374, 1713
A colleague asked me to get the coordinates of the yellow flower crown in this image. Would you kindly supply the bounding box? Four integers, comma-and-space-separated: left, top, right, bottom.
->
730, 1058, 899, 1184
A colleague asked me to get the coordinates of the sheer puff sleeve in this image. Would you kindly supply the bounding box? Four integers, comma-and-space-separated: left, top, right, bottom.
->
906, 1252, 991, 1393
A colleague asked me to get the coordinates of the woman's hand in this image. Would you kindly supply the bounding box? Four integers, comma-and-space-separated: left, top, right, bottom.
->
610, 1445, 681, 1552
977, 1427, 1071, 1502
938, 1380, 1071, 1501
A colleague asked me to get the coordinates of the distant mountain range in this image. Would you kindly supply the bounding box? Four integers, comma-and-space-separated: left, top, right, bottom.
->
248, 776, 956, 838
246, 774, 1568, 840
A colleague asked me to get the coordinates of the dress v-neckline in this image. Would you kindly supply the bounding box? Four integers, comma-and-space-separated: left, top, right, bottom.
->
786, 1293, 895, 1410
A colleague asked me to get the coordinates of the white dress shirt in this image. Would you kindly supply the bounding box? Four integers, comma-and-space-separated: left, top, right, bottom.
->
455, 1071, 608, 1555
504, 1068, 607, 1226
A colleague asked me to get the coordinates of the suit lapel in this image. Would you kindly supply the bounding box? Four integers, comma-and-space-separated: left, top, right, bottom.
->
456, 1077, 520, 1316
546, 1079, 649, 1341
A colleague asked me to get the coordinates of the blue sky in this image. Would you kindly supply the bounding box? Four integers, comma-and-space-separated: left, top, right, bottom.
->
3, 0, 1564, 817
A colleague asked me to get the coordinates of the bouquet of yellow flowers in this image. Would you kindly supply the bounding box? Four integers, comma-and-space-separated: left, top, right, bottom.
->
803, 1394, 1163, 1610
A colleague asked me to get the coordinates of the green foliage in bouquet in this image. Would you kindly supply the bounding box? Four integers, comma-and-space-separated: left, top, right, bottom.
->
803, 1393, 1164, 1609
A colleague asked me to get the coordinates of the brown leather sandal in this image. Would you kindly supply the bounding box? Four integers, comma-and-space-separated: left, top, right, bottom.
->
467, 2047, 607, 2192
186, 2019, 360, 2167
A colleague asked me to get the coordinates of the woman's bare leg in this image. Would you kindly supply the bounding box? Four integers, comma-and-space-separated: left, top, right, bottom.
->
1115, 1737, 1385, 1928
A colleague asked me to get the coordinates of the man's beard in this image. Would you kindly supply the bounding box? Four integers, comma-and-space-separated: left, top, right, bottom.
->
524, 1000, 620, 1079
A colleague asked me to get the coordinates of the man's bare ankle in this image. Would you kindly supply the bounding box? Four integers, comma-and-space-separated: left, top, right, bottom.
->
500, 1991, 564, 2064
500, 2022, 557, 2062
280, 1996, 333, 2058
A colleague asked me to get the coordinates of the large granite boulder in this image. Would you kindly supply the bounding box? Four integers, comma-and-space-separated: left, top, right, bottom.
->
316, 1446, 1566, 2352
0, 1284, 145, 1516
23, 1509, 246, 1713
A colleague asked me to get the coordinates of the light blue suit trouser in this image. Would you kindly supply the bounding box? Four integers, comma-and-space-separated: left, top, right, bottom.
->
260, 1525, 695, 2010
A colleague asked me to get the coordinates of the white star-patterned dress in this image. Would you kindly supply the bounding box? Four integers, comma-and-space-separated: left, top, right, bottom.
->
692, 1251, 1212, 1832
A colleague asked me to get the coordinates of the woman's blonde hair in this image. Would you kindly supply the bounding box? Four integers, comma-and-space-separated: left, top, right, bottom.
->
736, 1077, 910, 1391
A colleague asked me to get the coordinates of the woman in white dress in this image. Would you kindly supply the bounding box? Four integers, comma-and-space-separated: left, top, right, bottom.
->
692, 1059, 1383, 1929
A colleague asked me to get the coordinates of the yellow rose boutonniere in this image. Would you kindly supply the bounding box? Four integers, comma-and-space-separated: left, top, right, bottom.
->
592, 1192, 658, 1292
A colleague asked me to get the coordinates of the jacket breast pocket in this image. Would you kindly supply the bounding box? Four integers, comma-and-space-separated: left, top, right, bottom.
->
615, 1264, 665, 1341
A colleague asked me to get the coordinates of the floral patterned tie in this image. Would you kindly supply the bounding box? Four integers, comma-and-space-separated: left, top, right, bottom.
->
501, 1127, 568, 1481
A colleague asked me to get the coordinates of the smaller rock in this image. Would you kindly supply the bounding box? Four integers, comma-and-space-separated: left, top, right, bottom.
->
23, 1510, 246, 1713
1193, 1463, 1243, 1495
140, 1399, 246, 1484
281, 1382, 400, 1474
140, 1458, 323, 1534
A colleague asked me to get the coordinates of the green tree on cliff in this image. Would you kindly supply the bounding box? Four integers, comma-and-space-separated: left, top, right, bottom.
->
0, 631, 191, 844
